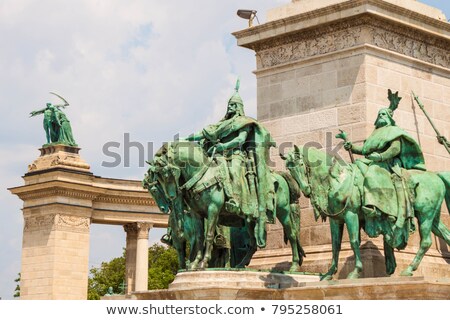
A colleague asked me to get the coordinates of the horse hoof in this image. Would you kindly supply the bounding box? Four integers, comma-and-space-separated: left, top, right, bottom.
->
320, 274, 333, 281
188, 264, 198, 271
400, 269, 413, 277
347, 270, 361, 279
289, 264, 299, 272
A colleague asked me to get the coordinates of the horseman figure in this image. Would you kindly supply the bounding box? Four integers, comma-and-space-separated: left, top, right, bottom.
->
343, 90, 426, 245
185, 79, 276, 247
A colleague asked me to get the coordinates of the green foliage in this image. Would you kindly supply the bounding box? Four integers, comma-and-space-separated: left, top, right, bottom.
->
148, 244, 179, 290
88, 252, 126, 300
87, 244, 178, 300
13, 273, 20, 298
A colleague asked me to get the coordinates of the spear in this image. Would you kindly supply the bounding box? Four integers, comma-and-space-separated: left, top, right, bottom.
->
411, 91, 450, 154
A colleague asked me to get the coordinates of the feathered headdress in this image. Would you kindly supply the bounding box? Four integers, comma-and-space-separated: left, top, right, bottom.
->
387, 89, 402, 114
228, 77, 243, 106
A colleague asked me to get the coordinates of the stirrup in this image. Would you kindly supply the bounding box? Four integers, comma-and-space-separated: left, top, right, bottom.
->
225, 199, 240, 214
362, 206, 378, 218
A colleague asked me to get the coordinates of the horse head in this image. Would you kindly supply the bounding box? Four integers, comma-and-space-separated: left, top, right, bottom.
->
143, 163, 171, 213
151, 152, 181, 202
281, 144, 311, 197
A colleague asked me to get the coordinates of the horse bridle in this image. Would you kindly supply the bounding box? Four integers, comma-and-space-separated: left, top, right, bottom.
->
295, 152, 356, 218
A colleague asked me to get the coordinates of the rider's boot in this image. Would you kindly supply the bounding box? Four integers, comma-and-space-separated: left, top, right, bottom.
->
393, 175, 406, 229
219, 161, 240, 214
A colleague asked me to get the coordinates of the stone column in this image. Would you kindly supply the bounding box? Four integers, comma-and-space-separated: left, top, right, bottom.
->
124, 222, 151, 293
135, 223, 152, 291
124, 223, 138, 294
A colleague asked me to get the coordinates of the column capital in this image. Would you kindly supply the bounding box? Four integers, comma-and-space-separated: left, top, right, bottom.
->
124, 222, 152, 239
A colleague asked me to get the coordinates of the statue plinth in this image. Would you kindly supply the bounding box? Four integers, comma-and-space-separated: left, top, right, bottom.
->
27, 144, 91, 174
131, 272, 450, 300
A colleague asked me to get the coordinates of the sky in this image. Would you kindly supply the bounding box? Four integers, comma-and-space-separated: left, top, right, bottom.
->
0, 0, 448, 300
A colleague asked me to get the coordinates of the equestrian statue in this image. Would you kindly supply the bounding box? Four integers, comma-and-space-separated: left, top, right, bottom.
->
282, 90, 450, 280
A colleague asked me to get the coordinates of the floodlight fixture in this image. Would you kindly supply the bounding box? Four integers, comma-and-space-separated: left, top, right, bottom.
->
237, 9, 259, 27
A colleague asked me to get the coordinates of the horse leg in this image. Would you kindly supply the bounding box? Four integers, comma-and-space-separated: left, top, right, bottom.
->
235, 221, 257, 268
321, 218, 344, 281
198, 203, 220, 269
188, 232, 203, 271
278, 207, 302, 272
431, 216, 450, 246
383, 237, 396, 275
173, 239, 186, 270
400, 213, 434, 276
187, 214, 204, 270
344, 211, 362, 279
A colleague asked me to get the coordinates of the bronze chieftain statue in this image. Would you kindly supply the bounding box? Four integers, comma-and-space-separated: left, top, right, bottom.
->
185, 79, 276, 247
146, 80, 304, 270
283, 89, 450, 279
344, 90, 425, 241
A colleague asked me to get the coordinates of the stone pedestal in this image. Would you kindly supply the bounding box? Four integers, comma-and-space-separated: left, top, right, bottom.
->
131, 271, 449, 300
234, 0, 450, 278
11, 145, 93, 299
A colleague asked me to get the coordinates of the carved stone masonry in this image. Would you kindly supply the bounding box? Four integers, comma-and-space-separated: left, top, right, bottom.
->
24, 213, 90, 233
255, 16, 450, 69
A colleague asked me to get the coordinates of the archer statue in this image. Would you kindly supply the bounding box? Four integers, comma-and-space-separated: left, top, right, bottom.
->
30, 92, 77, 147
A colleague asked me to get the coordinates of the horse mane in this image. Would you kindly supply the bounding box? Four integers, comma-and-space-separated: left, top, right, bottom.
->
154, 140, 209, 174
298, 146, 333, 215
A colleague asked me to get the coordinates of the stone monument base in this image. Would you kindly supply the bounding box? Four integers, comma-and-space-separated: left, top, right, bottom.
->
130, 271, 449, 300
27, 144, 90, 173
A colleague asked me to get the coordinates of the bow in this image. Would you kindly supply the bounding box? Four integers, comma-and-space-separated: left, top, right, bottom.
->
49, 92, 69, 107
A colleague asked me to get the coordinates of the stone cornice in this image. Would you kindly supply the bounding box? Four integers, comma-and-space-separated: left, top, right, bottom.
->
95, 195, 156, 206
13, 185, 101, 202
233, 0, 450, 49
10, 177, 156, 206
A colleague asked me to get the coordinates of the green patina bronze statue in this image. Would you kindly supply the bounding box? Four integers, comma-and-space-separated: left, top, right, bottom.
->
145, 80, 304, 271
344, 89, 425, 241
184, 79, 276, 248
30, 92, 77, 146
283, 89, 450, 280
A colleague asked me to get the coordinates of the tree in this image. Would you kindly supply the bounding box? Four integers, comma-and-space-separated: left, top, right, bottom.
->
88, 252, 126, 300
148, 244, 179, 289
88, 244, 178, 300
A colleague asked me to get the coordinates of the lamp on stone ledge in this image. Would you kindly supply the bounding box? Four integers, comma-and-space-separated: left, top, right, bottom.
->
237, 9, 259, 28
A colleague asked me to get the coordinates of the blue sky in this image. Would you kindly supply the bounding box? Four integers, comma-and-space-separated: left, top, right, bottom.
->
0, 0, 448, 299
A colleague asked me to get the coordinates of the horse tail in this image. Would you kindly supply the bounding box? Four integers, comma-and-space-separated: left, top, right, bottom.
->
437, 172, 450, 214
290, 203, 306, 260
